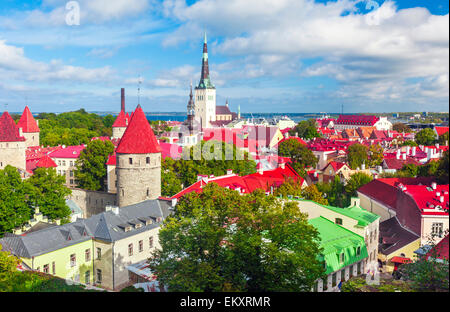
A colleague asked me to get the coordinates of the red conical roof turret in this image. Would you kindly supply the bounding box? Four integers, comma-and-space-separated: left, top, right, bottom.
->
17, 106, 40, 133
0, 111, 26, 142
116, 105, 161, 154
112, 110, 128, 128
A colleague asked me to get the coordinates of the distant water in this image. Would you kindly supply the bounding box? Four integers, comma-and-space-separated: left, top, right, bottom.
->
143, 113, 315, 123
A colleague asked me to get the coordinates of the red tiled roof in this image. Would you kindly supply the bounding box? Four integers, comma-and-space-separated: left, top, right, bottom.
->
325, 161, 347, 172
434, 126, 449, 137
170, 164, 301, 199
16, 106, 40, 133
383, 156, 421, 170
35, 155, 57, 168
216, 105, 232, 115
112, 110, 128, 128
116, 106, 161, 154
426, 235, 449, 261
106, 154, 116, 166
336, 114, 379, 126
0, 111, 26, 142
358, 178, 447, 217
48, 145, 86, 159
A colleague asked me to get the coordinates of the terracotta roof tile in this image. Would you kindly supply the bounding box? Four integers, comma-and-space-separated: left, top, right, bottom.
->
116, 106, 161, 154
16, 106, 40, 133
0, 111, 26, 142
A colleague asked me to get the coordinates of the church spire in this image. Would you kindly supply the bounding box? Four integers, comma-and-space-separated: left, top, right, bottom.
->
198, 32, 214, 89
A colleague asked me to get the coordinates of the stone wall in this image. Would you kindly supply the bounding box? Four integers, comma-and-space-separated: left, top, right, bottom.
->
0, 141, 26, 171
116, 153, 161, 207
68, 188, 117, 218
21, 132, 40, 148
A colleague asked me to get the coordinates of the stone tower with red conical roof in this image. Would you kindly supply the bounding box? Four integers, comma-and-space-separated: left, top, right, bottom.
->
17, 106, 40, 147
112, 88, 129, 139
0, 111, 26, 171
115, 105, 162, 207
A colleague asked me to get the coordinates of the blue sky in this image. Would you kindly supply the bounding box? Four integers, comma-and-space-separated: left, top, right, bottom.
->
0, 0, 448, 113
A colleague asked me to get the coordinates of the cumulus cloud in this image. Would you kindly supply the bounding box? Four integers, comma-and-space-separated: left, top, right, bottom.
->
161, 0, 449, 104
0, 40, 115, 83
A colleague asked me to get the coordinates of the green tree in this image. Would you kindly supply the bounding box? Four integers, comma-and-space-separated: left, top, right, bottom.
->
317, 176, 348, 208
288, 119, 321, 140
438, 131, 449, 145
401, 163, 418, 177
368, 144, 384, 167
0, 166, 32, 236
345, 172, 373, 197
102, 114, 115, 128
436, 150, 449, 184
149, 183, 325, 292
400, 140, 418, 147
74, 139, 115, 191
415, 128, 437, 146
278, 138, 318, 176
301, 184, 329, 205
398, 233, 449, 291
273, 177, 304, 198
347, 144, 369, 170
392, 123, 412, 133
26, 168, 72, 223
417, 161, 440, 177
161, 158, 183, 197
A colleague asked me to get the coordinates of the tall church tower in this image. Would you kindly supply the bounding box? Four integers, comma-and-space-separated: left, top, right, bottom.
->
115, 105, 161, 207
195, 32, 216, 129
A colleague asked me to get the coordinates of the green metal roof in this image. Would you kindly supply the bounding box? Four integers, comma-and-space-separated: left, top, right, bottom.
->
290, 197, 380, 227
309, 216, 368, 275
320, 203, 380, 227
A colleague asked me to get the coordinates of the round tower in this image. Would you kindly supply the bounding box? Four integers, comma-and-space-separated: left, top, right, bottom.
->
115, 105, 161, 207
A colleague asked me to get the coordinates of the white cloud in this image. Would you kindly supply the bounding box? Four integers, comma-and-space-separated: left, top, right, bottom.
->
0, 40, 115, 83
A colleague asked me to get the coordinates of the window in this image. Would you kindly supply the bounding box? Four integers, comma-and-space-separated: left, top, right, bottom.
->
97, 247, 102, 260
356, 246, 361, 257
52, 262, 56, 275
139, 240, 143, 252
70, 254, 76, 267
323, 279, 328, 291
432, 223, 444, 237
340, 253, 345, 263
349, 265, 354, 277
128, 243, 133, 256
96, 269, 102, 284
146, 157, 150, 164
70, 171, 73, 177
85, 271, 90, 284
70, 179, 74, 185
63, 160, 66, 166
332, 273, 337, 287
129, 158, 133, 165
85, 249, 91, 262
335, 218, 343, 225
357, 262, 361, 275
43, 264, 49, 274
70, 161, 73, 166
149, 237, 154, 248
340, 270, 345, 282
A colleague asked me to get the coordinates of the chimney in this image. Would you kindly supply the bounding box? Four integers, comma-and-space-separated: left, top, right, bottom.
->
313, 171, 318, 178
427, 149, 433, 160
432, 182, 437, 190
121, 88, 125, 112
396, 150, 400, 159
436, 192, 440, 197
171, 198, 178, 207
227, 169, 233, 175
406, 146, 411, 155
440, 196, 445, 203
361, 163, 365, 170
412, 146, 416, 156
402, 154, 406, 160
435, 143, 439, 149
284, 132, 289, 139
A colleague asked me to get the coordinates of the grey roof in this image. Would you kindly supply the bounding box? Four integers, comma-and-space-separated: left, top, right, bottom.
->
379, 217, 420, 256
0, 221, 92, 258
0, 199, 173, 258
